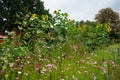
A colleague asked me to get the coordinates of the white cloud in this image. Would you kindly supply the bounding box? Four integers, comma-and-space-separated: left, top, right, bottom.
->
42, 0, 120, 21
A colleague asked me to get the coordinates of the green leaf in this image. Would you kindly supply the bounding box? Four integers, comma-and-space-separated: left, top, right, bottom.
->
2, 65, 7, 71
37, 30, 43, 34
14, 21, 21, 24
18, 26, 23, 30
5, 73, 9, 80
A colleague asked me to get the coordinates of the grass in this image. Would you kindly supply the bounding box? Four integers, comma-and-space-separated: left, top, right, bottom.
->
21, 43, 120, 80
1, 43, 120, 80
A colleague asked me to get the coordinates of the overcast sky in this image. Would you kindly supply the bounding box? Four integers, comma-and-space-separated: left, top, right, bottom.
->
41, 0, 120, 21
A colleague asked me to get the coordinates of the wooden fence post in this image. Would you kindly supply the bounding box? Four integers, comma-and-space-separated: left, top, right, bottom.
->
118, 48, 120, 56
112, 51, 116, 63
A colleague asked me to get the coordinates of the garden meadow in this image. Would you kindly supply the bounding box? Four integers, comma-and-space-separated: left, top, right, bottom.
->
0, 10, 120, 80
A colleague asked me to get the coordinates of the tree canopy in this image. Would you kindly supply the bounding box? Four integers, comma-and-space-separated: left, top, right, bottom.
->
0, 0, 50, 31
95, 8, 119, 24
95, 7, 120, 39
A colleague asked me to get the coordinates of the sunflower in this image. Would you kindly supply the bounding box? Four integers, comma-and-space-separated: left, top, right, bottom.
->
31, 13, 37, 18
53, 10, 58, 14
107, 26, 112, 32
64, 13, 69, 17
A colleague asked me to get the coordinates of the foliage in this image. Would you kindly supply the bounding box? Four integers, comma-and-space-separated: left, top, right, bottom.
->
51, 10, 75, 42
0, 39, 29, 80
0, 0, 50, 31
14, 10, 75, 51
0, 38, 120, 80
75, 22, 110, 52
95, 8, 119, 23
0, 7, 120, 80
95, 8, 120, 39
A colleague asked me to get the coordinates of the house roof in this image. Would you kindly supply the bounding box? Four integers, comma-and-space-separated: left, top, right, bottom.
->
0, 35, 8, 39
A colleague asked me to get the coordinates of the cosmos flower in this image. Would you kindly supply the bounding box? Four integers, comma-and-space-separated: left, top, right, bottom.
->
35, 63, 40, 71
93, 61, 97, 65
18, 71, 22, 75
41, 68, 47, 74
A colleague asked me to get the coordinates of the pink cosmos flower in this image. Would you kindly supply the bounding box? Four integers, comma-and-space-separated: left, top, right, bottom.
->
93, 61, 97, 65
41, 69, 47, 74
46, 64, 52, 69
4, 59, 8, 63
15, 77, 19, 80
103, 69, 107, 74
112, 61, 115, 64
35, 63, 40, 71
92, 73, 97, 80
46, 64, 52, 67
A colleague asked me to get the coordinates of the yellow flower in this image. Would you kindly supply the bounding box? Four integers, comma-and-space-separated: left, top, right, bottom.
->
41, 15, 48, 21
107, 26, 112, 32
53, 10, 58, 14
45, 15, 48, 20
68, 19, 71, 22
75, 24, 81, 31
31, 13, 37, 18
65, 13, 69, 17
77, 26, 81, 31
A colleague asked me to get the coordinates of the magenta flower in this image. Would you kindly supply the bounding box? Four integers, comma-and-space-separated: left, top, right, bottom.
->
35, 63, 40, 71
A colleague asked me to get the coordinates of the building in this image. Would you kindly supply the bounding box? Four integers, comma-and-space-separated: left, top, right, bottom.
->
0, 32, 8, 44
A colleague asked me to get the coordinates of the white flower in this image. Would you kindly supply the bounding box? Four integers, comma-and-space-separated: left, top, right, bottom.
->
68, 64, 70, 66
87, 62, 90, 64
58, 57, 61, 59
77, 71, 81, 74
24, 73, 28, 76
92, 73, 97, 80
18, 71, 22, 74
3, 18, 7, 21
103, 69, 107, 74
65, 76, 68, 79
84, 70, 88, 73
9, 62, 15, 67
41, 69, 47, 74
72, 75, 78, 80
27, 61, 30, 64
50, 25, 54, 28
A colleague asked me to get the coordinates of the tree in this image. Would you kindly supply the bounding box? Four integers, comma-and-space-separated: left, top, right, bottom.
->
95, 8, 120, 40
0, 0, 50, 31
95, 8, 119, 24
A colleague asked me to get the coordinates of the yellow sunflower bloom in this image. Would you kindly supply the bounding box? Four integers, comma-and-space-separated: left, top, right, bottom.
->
65, 13, 69, 17
107, 26, 112, 32
31, 13, 37, 18
53, 10, 58, 14
41, 15, 48, 21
